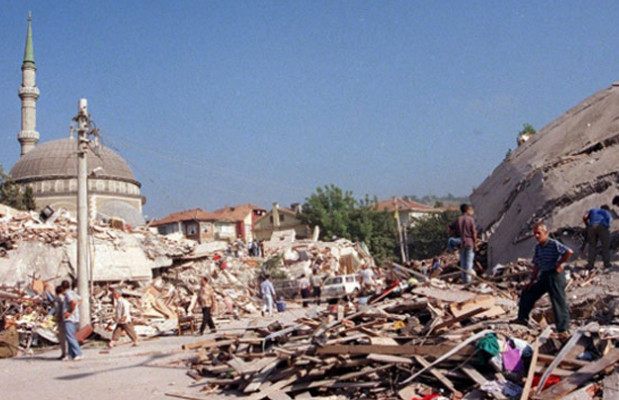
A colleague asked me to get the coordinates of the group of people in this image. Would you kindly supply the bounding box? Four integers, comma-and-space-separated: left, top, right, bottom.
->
50, 280, 83, 361
447, 197, 618, 340
51, 282, 140, 360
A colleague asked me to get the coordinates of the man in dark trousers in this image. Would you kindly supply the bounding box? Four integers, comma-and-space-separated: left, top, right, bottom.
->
448, 204, 477, 283
198, 277, 216, 334
583, 205, 612, 269
515, 222, 573, 339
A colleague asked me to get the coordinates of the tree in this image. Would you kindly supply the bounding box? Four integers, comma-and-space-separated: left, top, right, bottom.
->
0, 164, 36, 211
519, 123, 536, 136
299, 185, 398, 263
407, 209, 460, 259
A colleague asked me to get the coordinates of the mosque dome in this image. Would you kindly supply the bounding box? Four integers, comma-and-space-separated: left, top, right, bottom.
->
10, 137, 139, 186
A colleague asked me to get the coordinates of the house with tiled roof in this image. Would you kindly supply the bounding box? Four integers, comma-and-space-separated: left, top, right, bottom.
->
211, 204, 266, 242
253, 203, 311, 241
374, 197, 440, 227
150, 208, 236, 243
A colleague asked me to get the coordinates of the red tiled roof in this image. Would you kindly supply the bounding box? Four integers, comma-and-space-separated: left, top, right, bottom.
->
151, 208, 223, 227
373, 197, 438, 213
211, 204, 266, 222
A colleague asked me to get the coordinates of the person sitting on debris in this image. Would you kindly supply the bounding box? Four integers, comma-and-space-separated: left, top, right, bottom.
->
448, 204, 478, 284
54, 284, 67, 360
108, 288, 139, 348
583, 205, 612, 269
430, 257, 441, 277
515, 222, 573, 340
61, 280, 83, 361
197, 277, 217, 335
298, 274, 311, 308
260, 274, 276, 317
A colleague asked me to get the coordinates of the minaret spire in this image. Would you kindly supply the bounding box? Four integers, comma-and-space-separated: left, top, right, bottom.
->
18, 11, 40, 157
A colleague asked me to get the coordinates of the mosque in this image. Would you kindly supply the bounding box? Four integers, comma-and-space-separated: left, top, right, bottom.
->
7, 16, 146, 226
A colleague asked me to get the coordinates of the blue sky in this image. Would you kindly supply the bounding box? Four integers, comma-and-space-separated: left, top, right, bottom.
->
1, 2, 618, 219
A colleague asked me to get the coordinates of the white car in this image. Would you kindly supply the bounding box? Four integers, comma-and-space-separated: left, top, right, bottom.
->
321, 274, 361, 300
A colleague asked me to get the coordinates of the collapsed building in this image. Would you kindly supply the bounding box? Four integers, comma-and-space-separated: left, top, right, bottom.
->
472, 82, 619, 266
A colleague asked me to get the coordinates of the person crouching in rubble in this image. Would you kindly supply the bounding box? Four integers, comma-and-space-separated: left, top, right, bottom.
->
515, 222, 573, 340
108, 288, 139, 348
197, 277, 217, 335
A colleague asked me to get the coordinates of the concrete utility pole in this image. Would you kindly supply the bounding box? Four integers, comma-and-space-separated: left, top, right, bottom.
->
74, 99, 91, 329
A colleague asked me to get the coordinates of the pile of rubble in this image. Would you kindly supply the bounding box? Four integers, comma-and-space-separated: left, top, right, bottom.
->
170, 261, 619, 400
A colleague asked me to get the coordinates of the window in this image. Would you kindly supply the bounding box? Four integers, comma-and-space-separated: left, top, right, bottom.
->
280, 214, 285, 222
186, 223, 197, 235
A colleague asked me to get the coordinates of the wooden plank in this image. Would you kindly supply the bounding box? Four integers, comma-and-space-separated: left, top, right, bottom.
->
520, 337, 540, 400
245, 374, 299, 400
337, 364, 393, 381
316, 343, 471, 357
603, 371, 619, 400
561, 383, 600, 400
450, 295, 504, 319
534, 322, 598, 396
367, 354, 413, 364
181, 339, 235, 350
414, 355, 460, 395
538, 348, 619, 399
461, 363, 507, 399
537, 353, 589, 369
400, 329, 493, 385
243, 359, 281, 393
429, 307, 489, 333
268, 392, 293, 400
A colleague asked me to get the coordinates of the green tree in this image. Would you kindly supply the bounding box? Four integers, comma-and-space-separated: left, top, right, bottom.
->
0, 164, 36, 211
519, 123, 536, 136
299, 185, 398, 263
407, 209, 460, 259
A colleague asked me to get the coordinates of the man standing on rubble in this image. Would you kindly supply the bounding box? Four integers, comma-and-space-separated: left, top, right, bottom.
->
515, 222, 573, 339
198, 277, 217, 334
108, 289, 139, 347
448, 204, 478, 283
298, 274, 311, 308
583, 205, 612, 269
61, 280, 83, 361
260, 274, 276, 317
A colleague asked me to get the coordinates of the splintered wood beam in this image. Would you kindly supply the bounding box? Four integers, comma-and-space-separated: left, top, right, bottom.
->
520, 337, 539, 400
537, 348, 619, 400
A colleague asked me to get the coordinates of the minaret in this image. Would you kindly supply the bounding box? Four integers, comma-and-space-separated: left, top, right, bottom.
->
18, 12, 40, 157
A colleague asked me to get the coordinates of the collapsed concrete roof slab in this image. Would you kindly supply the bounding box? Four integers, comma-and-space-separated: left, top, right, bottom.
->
472, 82, 619, 266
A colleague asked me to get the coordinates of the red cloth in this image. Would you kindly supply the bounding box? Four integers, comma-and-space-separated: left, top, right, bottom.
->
532, 374, 561, 390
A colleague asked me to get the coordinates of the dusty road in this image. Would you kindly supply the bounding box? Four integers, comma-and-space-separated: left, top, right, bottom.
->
0, 306, 312, 400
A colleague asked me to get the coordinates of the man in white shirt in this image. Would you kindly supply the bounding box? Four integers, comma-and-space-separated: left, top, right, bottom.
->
108, 288, 139, 348
61, 280, 83, 361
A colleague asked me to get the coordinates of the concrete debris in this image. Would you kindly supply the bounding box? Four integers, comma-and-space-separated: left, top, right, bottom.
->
472, 82, 619, 266
168, 259, 619, 399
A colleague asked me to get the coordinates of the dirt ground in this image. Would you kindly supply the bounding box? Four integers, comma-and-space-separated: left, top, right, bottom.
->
0, 306, 312, 400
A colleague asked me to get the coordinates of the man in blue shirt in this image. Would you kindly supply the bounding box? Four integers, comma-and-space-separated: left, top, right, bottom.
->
583, 205, 612, 269
515, 223, 573, 339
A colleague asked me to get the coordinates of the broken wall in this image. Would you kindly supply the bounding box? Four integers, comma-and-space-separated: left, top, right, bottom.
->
472, 82, 619, 266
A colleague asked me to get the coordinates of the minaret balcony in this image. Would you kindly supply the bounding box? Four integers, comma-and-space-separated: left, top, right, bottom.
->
18, 86, 40, 98
18, 130, 40, 140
